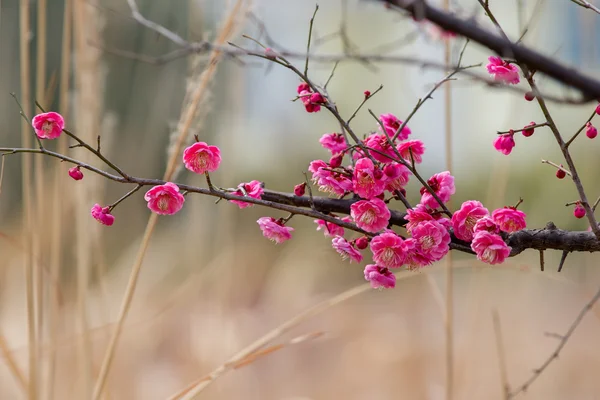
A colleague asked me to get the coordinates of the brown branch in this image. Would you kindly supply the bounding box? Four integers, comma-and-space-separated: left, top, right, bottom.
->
381, 0, 600, 101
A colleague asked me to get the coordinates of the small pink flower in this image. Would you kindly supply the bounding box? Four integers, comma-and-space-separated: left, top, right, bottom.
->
574, 203, 586, 219
492, 207, 527, 233
379, 113, 411, 140
352, 158, 386, 199
471, 231, 511, 265
332, 237, 363, 263
586, 122, 597, 139
420, 171, 455, 209
297, 82, 310, 94
257, 217, 294, 244
405, 203, 435, 233
474, 216, 500, 234
452, 200, 489, 241
298, 89, 323, 113
369, 231, 410, 268
411, 220, 450, 262
294, 183, 306, 196
230, 180, 264, 209
397, 140, 425, 164
315, 219, 345, 237
183, 142, 221, 174
319, 132, 348, 155
350, 198, 391, 233
402, 238, 432, 270
364, 264, 396, 289
494, 132, 516, 155
486, 56, 520, 84
364, 133, 399, 163
308, 160, 353, 195
68, 166, 84, 181
144, 182, 185, 215
91, 204, 115, 226
382, 162, 411, 192
32, 112, 64, 139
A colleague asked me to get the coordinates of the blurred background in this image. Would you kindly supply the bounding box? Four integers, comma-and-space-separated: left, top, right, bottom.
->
2, 0, 600, 398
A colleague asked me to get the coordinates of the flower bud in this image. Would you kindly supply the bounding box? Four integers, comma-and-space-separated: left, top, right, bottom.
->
68, 166, 84, 181
294, 183, 306, 197
574, 203, 586, 219
586, 122, 597, 139
354, 236, 369, 250
524, 91, 535, 101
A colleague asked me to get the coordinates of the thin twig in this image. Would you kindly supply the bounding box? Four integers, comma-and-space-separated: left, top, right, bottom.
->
492, 309, 510, 399
557, 251, 569, 272
508, 286, 600, 398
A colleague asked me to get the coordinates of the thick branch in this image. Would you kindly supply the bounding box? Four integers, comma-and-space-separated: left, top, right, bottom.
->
507, 224, 600, 256
381, 0, 600, 101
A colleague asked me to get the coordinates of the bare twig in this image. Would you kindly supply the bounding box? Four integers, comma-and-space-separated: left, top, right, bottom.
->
508, 286, 600, 398
570, 0, 600, 14
492, 310, 510, 400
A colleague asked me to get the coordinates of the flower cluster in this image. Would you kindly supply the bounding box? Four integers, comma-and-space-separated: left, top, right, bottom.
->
32, 60, 532, 292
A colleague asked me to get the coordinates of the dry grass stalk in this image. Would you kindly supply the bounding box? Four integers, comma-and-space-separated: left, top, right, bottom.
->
19, 0, 37, 398
91, 2, 247, 399
47, 0, 73, 397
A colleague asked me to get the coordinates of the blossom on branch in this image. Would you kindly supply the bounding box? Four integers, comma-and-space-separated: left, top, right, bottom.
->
364, 264, 396, 289
332, 237, 363, 263
492, 207, 527, 233
91, 204, 115, 226
144, 182, 185, 215
32, 112, 64, 139
486, 56, 520, 84
350, 198, 391, 233
419, 171, 455, 209
452, 200, 489, 241
230, 180, 264, 209
257, 217, 294, 244
471, 231, 511, 265
183, 142, 221, 174
493, 131, 516, 155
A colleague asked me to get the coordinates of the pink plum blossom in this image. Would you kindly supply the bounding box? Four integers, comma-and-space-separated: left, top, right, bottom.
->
406, 203, 435, 233
308, 160, 353, 196
350, 198, 391, 233
32, 112, 64, 139
352, 158, 386, 199
319, 132, 348, 154
452, 200, 490, 241
420, 171, 455, 209
369, 231, 410, 268
494, 132, 516, 155
471, 231, 511, 265
315, 219, 345, 237
144, 182, 185, 215
332, 237, 363, 263
486, 56, 520, 84
397, 140, 425, 164
183, 142, 221, 174
257, 217, 294, 244
492, 207, 527, 233
230, 180, 264, 209
364, 133, 399, 163
411, 220, 450, 262
91, 204, 115, 226
364, 264, 396, 289
474, 216, 500, 234
68, 166, 84, 181
379, 113, 411, 140
382, 162, 411, 192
